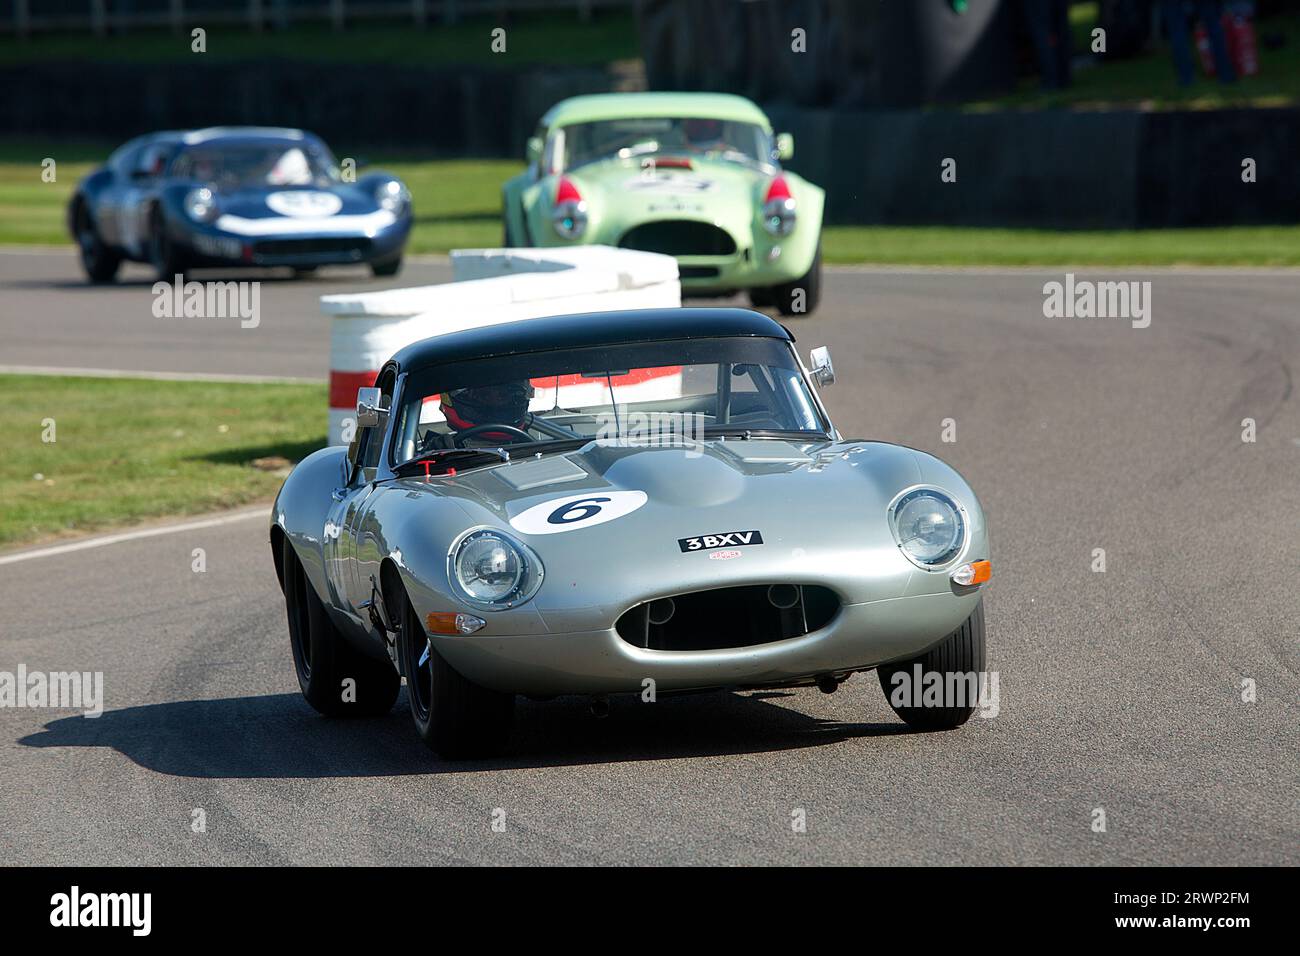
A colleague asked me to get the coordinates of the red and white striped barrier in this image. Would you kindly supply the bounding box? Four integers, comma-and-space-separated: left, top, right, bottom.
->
320, 246, 681, 445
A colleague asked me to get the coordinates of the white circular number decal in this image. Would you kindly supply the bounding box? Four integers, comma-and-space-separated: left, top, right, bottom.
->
266, 191, 343, 218
509, 490, 648, 535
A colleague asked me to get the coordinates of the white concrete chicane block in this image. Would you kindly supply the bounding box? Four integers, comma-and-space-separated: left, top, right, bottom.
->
322, 246, 681, 446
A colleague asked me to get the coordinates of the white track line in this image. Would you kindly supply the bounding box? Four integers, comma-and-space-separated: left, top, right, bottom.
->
0, 365, 324, 385
0, 508, 267, 567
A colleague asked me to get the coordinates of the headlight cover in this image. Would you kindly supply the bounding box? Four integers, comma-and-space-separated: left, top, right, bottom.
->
448, 529, 543, 610
184, 187, 219, 223
761, 196, 797, 237
376, 179, 410, 214
889, 488, 966, 568
552, 198, 588, 239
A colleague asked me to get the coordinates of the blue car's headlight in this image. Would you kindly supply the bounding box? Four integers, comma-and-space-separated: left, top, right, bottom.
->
890, 489, 965, 567
449, 529, 543, 610
184, 187, 219, 223
376, 179, 410, 214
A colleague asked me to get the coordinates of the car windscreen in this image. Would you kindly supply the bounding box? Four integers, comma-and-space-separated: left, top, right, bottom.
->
170, 142, 339, 189
556, 118, 771, 171
391, 336, 826, 467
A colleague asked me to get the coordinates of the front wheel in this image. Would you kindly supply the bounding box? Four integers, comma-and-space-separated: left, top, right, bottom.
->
148, 209, 186, 282
877, 601, 986, 730
395, 581, 514, 758
772, 242, 822, 317
282, 536, 400, 717
74, 205, 121, 283
370, 254, 402, 277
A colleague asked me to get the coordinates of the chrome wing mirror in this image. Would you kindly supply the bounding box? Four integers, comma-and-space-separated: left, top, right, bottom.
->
356, 387, 387, 428
809, 346, 835, 386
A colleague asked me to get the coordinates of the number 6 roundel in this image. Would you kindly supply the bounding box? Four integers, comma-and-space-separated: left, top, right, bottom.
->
509, 490, 648, 535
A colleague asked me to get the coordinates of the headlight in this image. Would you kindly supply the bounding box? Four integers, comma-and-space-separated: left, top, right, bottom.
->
375, 179, 410, 214
184, 187, 218, 223
552, 198, 588, 239
890, 489, 965, 567
449, 529, 543, 609
762, 196, 796, 237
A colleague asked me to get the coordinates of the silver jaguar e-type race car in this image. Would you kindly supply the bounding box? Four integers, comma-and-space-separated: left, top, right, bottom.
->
271, 308, 990, 757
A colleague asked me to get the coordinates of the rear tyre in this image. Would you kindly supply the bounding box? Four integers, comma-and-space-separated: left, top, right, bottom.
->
772, 242, 822, 317
282, 536, 400, 717
370, 254, 402, 277
878, 601, 986, 730
394, 580, 514, 758
74, 204, 121, 284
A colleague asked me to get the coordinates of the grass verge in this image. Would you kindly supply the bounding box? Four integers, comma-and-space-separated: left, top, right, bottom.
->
820, 224, 1300, 268
1, 374, 325, 549
2, 146, 1298, 266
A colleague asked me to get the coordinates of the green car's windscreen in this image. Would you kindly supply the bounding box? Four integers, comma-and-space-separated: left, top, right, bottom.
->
556, 118, 773, 170
391, 336, 827, 464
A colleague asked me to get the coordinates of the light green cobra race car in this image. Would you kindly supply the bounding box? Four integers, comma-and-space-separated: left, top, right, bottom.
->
502, 92, 825, 316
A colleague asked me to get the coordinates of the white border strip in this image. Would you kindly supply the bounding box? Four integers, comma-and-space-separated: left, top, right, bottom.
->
0, 507, 267, 567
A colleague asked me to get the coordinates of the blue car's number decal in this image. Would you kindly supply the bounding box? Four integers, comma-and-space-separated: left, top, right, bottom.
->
510, 490, 647, 535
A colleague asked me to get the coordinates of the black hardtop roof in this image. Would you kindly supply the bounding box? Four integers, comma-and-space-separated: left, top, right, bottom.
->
388, 308, 794, 372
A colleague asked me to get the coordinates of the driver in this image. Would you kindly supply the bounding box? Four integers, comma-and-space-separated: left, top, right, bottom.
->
682, 118, 730, 153
440, 381, 534, 442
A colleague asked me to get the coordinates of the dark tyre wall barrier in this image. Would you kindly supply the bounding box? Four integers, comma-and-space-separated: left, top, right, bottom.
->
768, 106, 1300, 229
0, 60, 617, 155
5, 59, 1295, 228
637, 0, 1016, 108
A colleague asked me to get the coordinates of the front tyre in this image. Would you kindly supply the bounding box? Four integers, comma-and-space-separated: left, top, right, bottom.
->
772, 242, 822, 317
282, 537, 400, 717
877, 601, 986, 730
395, 582, 514, 759
74, 204, 121, 284
148, 208, 186, 282
370, 253, 402, 277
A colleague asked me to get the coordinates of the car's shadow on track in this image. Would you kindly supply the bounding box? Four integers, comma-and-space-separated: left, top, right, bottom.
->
17, 688, 913, 777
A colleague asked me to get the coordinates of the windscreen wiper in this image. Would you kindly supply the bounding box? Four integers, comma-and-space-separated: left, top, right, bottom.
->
704, 427, 830, 441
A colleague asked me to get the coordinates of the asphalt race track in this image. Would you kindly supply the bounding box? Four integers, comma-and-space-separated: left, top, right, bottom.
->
1, 249, 1297, 865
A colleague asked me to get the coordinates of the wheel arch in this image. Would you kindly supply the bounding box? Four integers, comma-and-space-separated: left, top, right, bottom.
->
270, 445, 350, 607
784, 176, 825, 275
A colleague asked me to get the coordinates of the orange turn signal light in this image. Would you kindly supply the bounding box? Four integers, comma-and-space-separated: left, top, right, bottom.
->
426, 612, 486, 635
950, 560, 991, 587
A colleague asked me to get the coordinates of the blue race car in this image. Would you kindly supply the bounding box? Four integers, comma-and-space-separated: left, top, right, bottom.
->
68, 126, 412, 282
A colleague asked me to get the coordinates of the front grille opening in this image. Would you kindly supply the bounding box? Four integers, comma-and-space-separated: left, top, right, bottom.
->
618, 220, 737, 257
616, 584, 840, 652
254, 237, 371, 258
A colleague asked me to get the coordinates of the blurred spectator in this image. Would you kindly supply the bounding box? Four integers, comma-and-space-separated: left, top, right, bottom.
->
1160, 0, 1238, 85
1020, 0, 1073, 89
